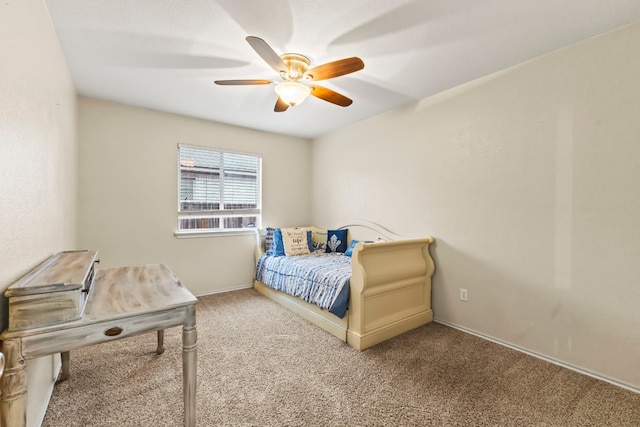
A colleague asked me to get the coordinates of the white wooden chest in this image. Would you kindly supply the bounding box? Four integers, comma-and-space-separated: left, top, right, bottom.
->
4, 250, 98, 332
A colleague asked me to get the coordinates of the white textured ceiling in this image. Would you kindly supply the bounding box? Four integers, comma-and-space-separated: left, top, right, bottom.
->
45, 0, 640, 139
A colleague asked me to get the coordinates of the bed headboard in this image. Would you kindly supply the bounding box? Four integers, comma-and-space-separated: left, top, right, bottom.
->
255, 220, 430, 258
254, 220, 435, 265
335, 219, 409, 242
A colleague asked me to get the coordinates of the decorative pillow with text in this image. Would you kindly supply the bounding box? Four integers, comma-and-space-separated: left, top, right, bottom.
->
281, 227, 311, 256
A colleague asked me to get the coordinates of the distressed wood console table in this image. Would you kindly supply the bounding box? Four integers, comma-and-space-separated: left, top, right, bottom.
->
0, 253, 197, 427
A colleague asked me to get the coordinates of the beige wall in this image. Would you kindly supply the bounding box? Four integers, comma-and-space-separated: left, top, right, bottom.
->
0, 0, 78, 425
77, 98, 311, 296
312, 23, 640, 390
4, 3, 639, 423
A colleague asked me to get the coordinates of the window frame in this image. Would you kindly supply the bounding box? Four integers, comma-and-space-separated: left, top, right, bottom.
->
175, 144, 262, 238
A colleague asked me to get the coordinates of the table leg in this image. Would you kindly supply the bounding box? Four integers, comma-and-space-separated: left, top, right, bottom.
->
182, 305, 197, 427
156, 330, 164, 355
60, 352, 70, 381
0, 339, 27, 427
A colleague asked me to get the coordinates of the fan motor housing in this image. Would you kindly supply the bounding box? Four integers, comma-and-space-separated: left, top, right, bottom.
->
279, 53, 310, 80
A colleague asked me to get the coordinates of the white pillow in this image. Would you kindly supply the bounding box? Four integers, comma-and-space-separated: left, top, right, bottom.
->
281, 227, 311, 256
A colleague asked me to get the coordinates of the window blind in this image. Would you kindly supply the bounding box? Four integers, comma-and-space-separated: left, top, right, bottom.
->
178, 144, 261, 231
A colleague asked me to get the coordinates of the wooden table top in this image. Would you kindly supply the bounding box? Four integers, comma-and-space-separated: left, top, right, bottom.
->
85, 263, 197, 321
1, 263, 197, 339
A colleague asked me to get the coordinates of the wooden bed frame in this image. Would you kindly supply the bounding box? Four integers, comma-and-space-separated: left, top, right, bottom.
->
254, 220, 436, 350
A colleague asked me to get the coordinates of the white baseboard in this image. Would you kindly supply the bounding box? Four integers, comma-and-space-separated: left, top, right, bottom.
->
193, 283, 253, 298
434, 318, 639, 394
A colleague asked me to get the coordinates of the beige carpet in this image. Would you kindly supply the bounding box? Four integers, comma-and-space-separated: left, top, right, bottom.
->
43, 288, 640, 426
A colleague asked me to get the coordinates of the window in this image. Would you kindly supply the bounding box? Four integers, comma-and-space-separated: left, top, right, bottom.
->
177, 144, 261, 233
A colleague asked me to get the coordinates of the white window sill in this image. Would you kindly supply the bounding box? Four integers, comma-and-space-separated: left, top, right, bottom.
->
174, 229, 257, 239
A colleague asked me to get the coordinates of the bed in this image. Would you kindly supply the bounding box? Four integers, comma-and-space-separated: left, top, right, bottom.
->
253, 220, 436, 350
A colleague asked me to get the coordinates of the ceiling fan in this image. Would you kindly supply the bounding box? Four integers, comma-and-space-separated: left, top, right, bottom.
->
215, 36, 365, 112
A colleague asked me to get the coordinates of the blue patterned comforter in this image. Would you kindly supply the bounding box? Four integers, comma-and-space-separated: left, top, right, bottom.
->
255, 252, 351, 318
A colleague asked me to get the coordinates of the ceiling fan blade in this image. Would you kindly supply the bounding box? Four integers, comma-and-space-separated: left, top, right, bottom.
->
310, 85, 353, 107
246, 36, 288, 74
274, 97, 289, 112
305, 57, 364, 81
214, 79, 272, 85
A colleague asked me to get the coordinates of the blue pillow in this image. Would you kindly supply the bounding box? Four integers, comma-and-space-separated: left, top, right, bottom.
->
306, 230, 314, 252
344, 240, 359, 257
344, 240, 372, 257
264, 227, 275, 254
272, 228, 285, 256
325, 229, 348, 253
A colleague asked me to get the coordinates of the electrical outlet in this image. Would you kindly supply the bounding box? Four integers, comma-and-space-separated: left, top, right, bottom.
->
460, 288, 468, 302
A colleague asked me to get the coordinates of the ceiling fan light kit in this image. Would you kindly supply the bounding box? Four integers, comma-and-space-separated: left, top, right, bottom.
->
215, 36, 364, 112
274, 81, 312, 106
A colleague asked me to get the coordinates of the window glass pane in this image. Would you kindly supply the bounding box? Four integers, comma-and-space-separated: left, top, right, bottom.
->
180, 146, 221, 169
223, 152, 258, 209
179, 217, 220, 231
224, 175, 257, 207
223, 216, 257, 229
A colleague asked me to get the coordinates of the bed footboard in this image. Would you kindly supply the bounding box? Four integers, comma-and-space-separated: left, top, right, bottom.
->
347, 237, 435, 350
